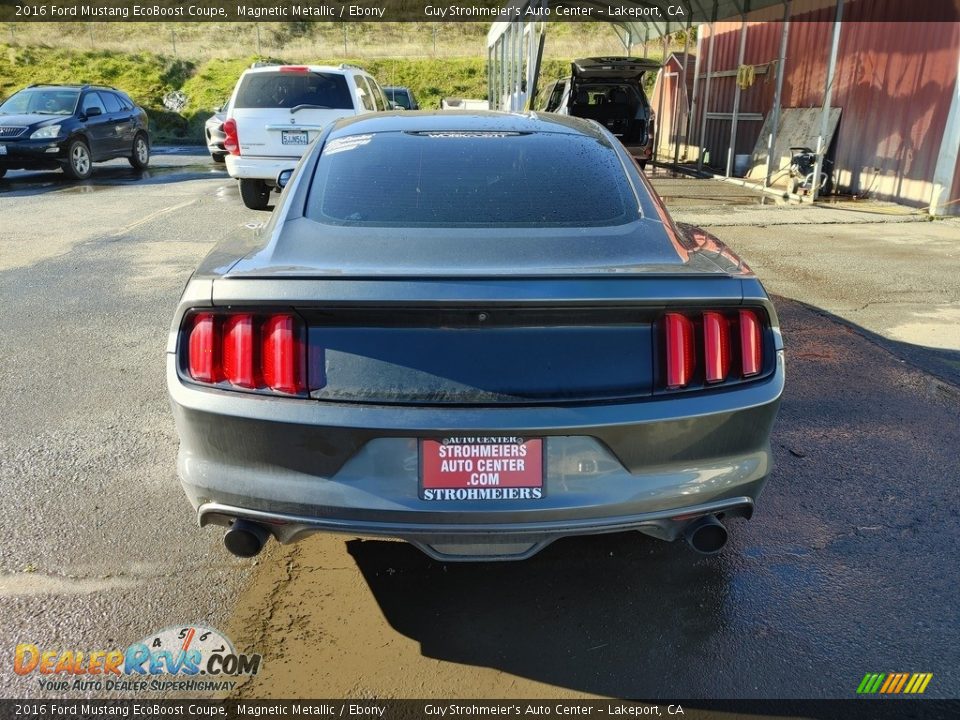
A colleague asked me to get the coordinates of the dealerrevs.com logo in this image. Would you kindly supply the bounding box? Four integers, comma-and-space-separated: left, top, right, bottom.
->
14, 625, 261, 693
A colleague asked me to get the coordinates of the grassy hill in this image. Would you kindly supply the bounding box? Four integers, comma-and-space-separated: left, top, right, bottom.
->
1, 21, 674, 143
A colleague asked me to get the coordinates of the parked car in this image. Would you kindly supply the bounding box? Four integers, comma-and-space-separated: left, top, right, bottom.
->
204, 107, 227, 163
383, 86, 419, 110
222, 63, 389, 210
537, 57, 658, 168
0, 84, 150, 180
167, 111, 784, 562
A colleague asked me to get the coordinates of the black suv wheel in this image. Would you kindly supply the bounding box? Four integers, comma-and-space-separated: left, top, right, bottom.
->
129, 133, 150, 170
63, 140, 93, 180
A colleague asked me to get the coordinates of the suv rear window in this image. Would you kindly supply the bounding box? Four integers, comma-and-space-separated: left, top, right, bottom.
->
234, 71, 353, 110
305, 131, 638, 227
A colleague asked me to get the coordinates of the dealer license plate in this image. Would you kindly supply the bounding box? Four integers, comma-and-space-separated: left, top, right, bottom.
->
281, 131, 309, 145
419, 437, 544, 501
0, 144, 7, 155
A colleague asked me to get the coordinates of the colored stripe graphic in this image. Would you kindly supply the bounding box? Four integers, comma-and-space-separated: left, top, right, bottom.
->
893, 673, 910, 693
857, 672, 933, 694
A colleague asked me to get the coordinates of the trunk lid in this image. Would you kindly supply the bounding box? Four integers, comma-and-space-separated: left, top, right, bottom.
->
225, 218, 729, 278
210, 274, 745, 406
231, 107, 351, 159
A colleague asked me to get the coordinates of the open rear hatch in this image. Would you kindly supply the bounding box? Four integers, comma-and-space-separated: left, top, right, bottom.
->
572, 57, 662, 81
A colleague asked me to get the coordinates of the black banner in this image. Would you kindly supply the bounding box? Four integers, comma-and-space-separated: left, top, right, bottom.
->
1, 0, 959, 23
2, 699, 960, 720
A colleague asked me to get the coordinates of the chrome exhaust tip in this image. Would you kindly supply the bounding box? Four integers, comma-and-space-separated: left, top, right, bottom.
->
223, 518, 270, 558
683, 514, 728, 555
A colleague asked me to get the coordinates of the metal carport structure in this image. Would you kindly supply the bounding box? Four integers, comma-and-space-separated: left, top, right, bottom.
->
487, 1, 800, 188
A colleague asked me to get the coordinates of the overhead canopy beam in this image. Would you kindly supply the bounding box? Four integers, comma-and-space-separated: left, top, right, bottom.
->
725, 0, 751, 177
811, 0, 844, 201
764, 1, 792, 187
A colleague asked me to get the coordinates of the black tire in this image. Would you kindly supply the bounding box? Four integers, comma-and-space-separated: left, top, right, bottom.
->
638, 161, 648, 170
129, 133, 150, 170
62, 139, 93, 180
0, 168, 6, 179
239, 178, 271, 211
211, 152, 226, 164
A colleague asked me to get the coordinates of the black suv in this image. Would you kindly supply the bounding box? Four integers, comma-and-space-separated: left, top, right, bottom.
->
0, 84, 150, 180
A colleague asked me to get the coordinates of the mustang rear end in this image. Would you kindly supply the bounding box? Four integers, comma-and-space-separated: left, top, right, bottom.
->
167, 111, 784, 561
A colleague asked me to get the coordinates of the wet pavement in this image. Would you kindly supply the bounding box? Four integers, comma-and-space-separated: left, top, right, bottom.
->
0, 150, 957, 702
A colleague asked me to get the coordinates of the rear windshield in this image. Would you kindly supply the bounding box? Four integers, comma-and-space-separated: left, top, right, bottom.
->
0, 88, 80, 116
234, 71, 352, 110
305, 131, 638, 227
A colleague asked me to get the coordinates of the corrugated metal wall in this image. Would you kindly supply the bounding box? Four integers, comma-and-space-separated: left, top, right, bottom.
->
691, 0, 960, 211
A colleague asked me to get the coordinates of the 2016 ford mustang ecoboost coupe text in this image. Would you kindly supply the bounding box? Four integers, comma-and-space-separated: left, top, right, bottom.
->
167, 111, 784, 561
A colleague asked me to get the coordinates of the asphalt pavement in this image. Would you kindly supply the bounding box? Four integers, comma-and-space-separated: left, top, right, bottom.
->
0, 151, 957, 703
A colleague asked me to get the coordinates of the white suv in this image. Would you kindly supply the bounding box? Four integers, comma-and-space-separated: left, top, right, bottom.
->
223, 63, 389, 210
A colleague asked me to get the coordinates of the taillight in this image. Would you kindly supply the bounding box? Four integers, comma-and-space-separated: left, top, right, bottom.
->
188, 314, 217, 383
661, 309, 767, 390
261, 315, 303, 394
740, 310, 763, 377
222, 314, 255, 388
703, 311, 730, 383
223, 118, 239, 156
280, 66, 309, 73
664, 313, 694, 389
184, 312, 308, 395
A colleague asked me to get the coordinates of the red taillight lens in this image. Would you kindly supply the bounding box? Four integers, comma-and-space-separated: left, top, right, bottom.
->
223, 118, 239, 156
261, 314, 304, 394
703, 311, 730, 383
280, 66, 309, 73
740, 310, 763, 376
665, 313, 695, 389
188, 314, 218, 383
183, 311, 309, 395
661, 308, 767, 390
222, 314, 255, 388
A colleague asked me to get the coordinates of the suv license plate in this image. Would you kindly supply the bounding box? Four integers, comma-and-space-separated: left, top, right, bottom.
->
419, 437, 544, 502
281, 131, 309, 145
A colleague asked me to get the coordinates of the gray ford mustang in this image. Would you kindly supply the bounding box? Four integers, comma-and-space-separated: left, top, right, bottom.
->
166, 111, 784, 562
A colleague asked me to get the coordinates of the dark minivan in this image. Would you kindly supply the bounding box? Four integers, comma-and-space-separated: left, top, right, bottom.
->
0, 84, 150, 180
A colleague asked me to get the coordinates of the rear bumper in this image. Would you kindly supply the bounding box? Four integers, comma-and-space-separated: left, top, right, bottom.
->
225, 155, 301, 182
200, 496, 756, 561
168, 351, 784, 559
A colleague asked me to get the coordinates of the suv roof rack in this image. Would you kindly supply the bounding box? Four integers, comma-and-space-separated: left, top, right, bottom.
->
251, 61, 280, 69
338, 63, 365, 72
27, 83, 117, 91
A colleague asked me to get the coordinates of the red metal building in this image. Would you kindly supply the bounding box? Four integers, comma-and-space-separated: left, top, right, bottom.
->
673, 0, 960, 213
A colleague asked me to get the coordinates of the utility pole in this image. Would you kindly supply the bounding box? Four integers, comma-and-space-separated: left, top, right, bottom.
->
342, 24, 348, 56
255, 24, 262, 55
170, 29, 177, 57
